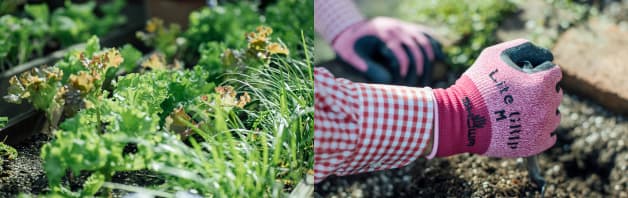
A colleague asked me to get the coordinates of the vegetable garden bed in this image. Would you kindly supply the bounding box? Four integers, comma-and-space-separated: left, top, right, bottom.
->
0, 0, 313, 197
0, 0, 145, 145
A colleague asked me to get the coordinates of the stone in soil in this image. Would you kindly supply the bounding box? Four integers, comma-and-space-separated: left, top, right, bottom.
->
553, 17, 628, 115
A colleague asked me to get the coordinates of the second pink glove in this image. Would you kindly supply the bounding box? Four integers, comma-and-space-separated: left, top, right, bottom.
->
332, 17, 443, 86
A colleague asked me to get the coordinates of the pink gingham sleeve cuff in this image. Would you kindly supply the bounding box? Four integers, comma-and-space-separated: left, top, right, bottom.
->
426, 92, 440, 159
314, 67, 434, 183
314, 0, 366, 43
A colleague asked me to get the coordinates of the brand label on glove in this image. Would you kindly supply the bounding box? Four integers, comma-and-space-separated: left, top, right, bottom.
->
489, 69, 521, 149
463, 97, 486, 147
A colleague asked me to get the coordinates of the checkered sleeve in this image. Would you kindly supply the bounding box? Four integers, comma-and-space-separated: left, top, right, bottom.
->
315, 0, 366, 43
314, 67, 435, 183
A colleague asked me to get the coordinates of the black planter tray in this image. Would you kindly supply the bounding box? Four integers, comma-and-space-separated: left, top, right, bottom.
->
0, 3, 146, 145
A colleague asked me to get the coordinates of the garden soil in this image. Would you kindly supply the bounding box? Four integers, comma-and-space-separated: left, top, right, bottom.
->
0, 134, 48, 196
0, 134, 164, 197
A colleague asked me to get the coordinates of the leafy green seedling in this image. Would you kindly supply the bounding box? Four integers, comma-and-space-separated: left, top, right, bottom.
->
0, 117, 7, 128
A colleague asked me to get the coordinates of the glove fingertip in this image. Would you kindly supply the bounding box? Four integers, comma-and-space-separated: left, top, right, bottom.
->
364, 60, 394, 83
424, 33, 446, 61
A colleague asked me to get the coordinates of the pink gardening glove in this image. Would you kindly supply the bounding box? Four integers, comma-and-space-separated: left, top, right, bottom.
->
432, 39, 562, 158
332, 17, 444, 86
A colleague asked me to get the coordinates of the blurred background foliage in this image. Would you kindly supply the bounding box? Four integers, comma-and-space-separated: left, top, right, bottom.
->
315, 0, 618, 71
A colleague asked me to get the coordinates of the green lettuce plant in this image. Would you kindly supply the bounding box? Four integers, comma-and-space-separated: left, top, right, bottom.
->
0, 0, 126, 71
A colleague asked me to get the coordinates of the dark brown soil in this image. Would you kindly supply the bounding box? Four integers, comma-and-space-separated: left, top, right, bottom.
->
0, 134, 49, 197
0, 133, 164, 197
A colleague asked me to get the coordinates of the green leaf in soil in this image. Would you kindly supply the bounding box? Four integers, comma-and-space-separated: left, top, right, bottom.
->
118, 44, 142, 73
0, 116, 7, 128
0, 142, 17, 160
81, 173, 105, 196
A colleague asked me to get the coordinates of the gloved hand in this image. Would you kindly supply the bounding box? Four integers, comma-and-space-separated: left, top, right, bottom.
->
432, 39, 562, 158
332, 17, 444, 86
